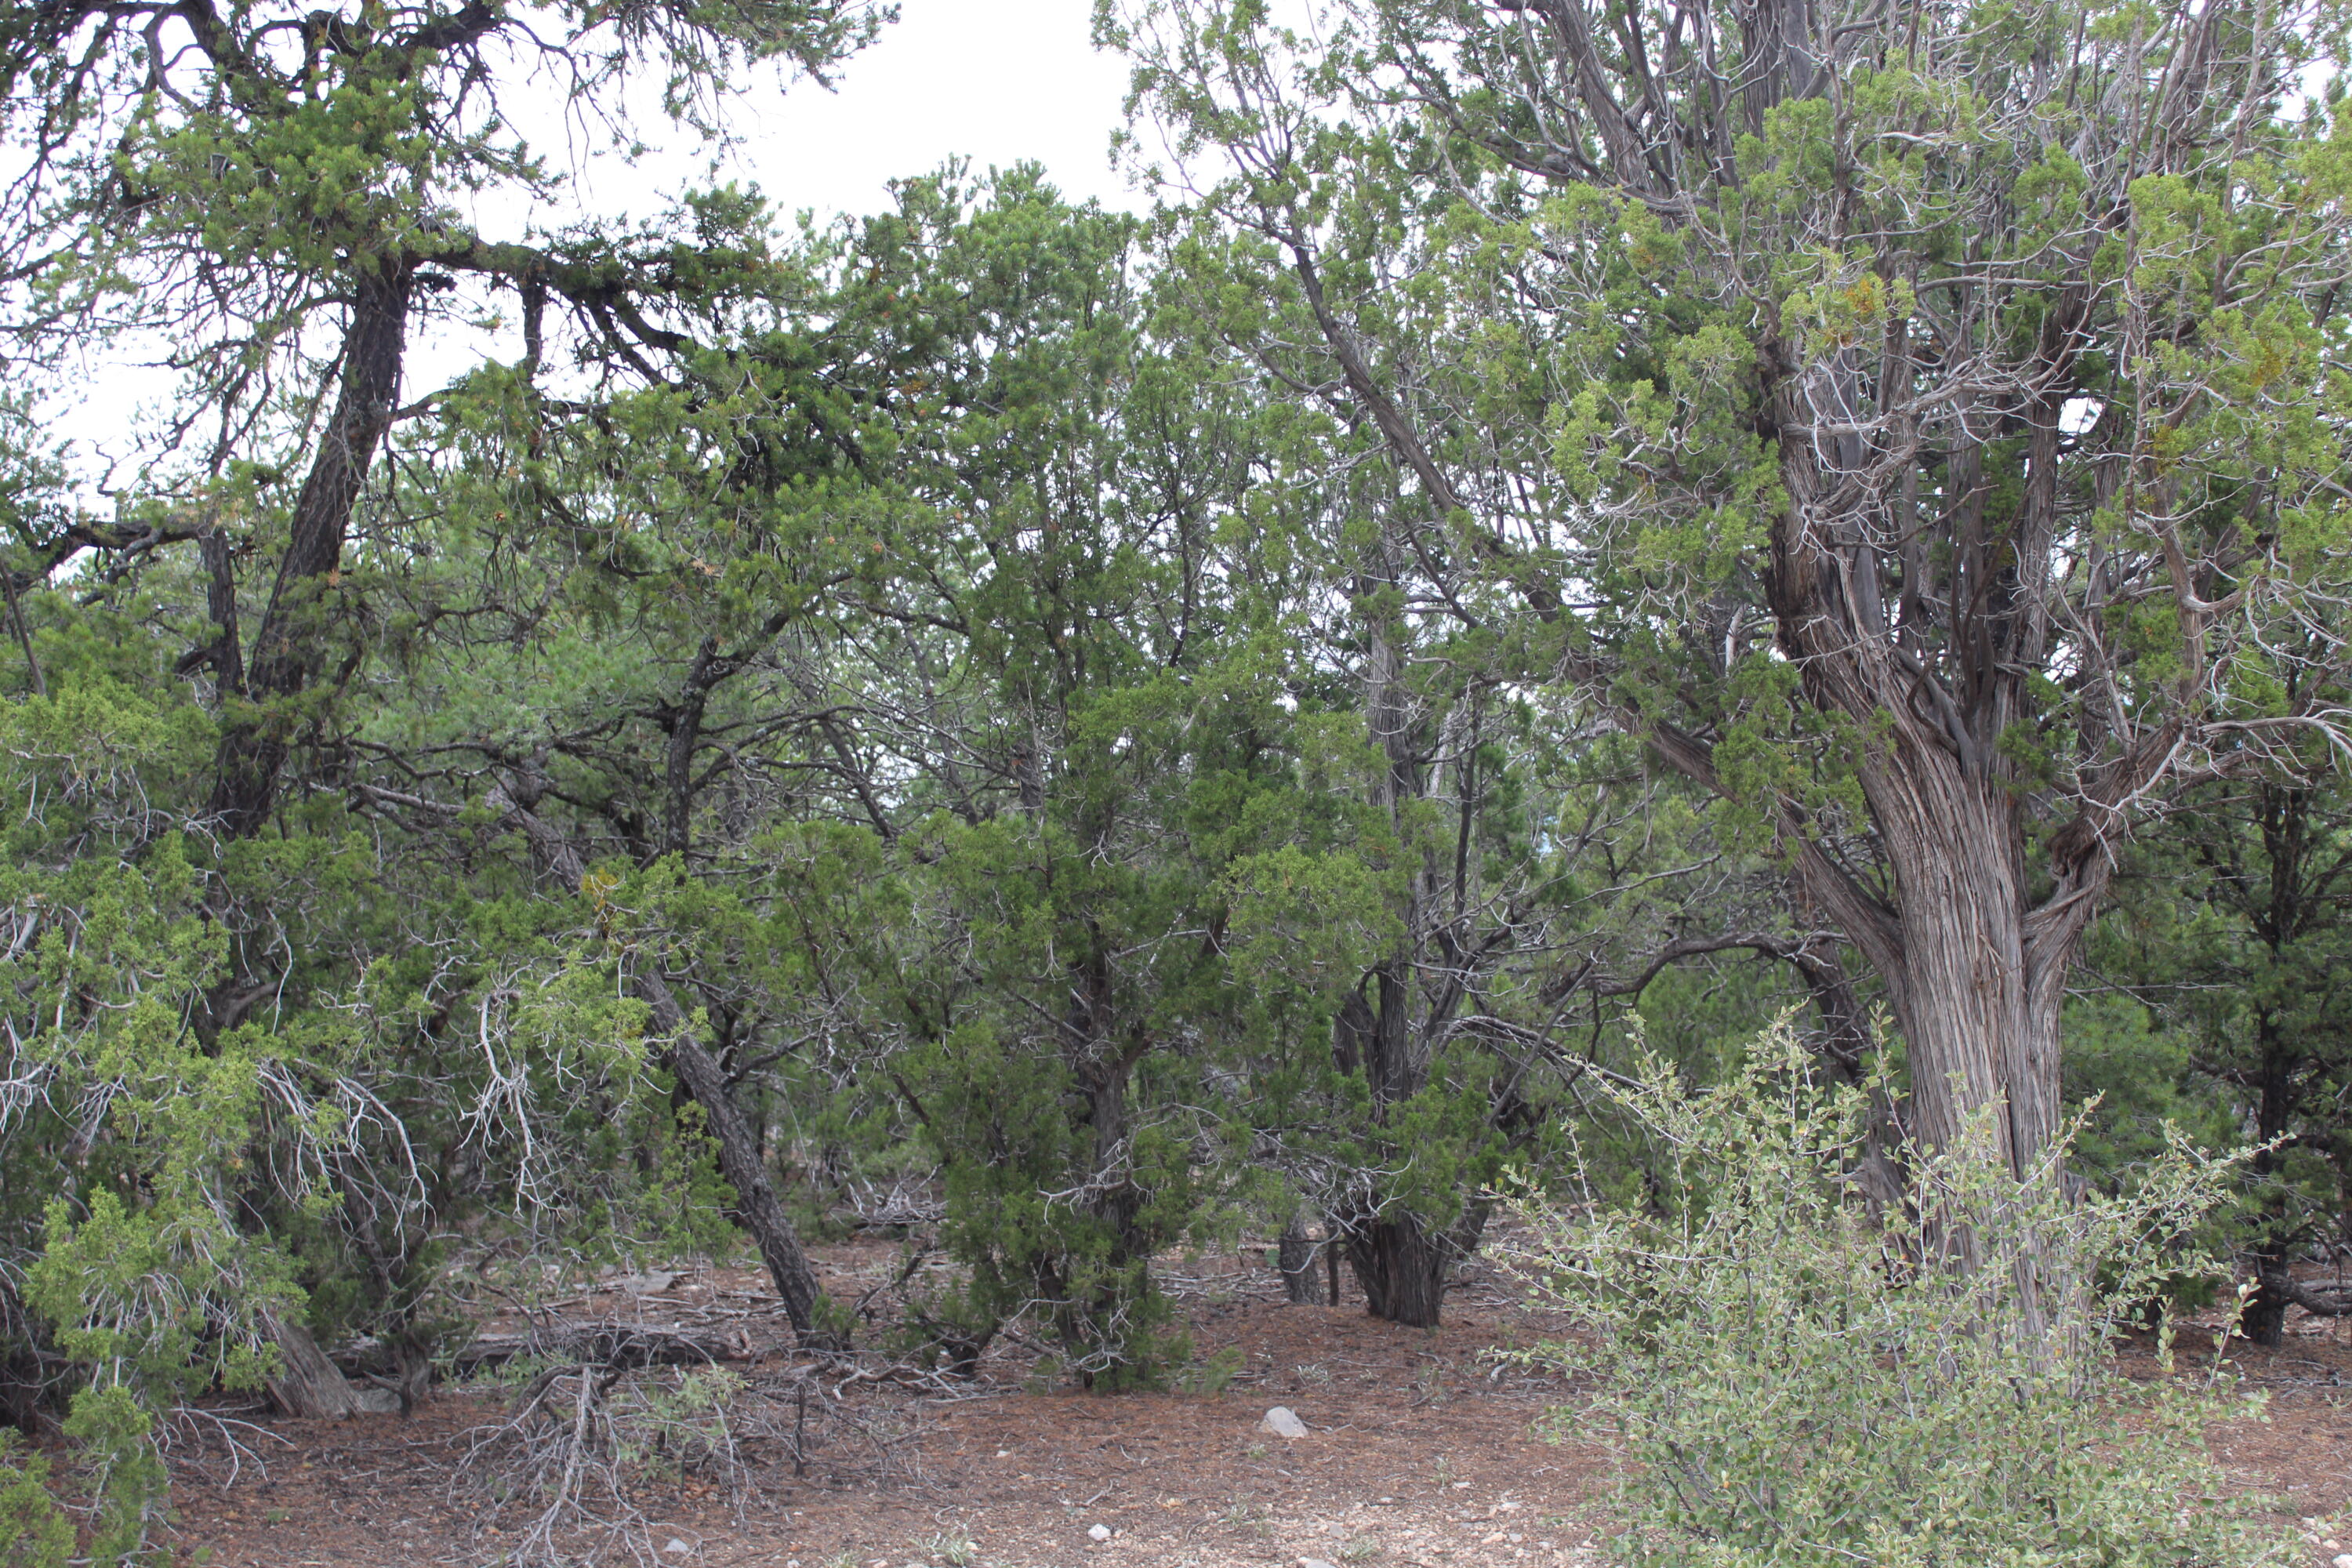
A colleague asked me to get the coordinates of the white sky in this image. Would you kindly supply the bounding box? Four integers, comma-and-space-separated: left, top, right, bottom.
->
568, 0, 1147, 225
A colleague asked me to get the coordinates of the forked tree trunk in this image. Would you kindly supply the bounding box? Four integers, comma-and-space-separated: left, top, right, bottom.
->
1333, 954, 1466, 1329
1753, 358, 2106, 1339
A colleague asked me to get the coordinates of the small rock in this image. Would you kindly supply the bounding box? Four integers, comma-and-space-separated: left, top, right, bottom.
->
2331, 1555, 2352, 1568
1261, 1405, 1309, 1437
350, 1385, 403, 1416
1299, 1559, 1341, 1568
662, 1540, 692, 1556
1087, 1523, 1113, 1541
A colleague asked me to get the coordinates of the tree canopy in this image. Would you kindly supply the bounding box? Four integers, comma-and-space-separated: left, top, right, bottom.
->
3, 1, 2351, 1555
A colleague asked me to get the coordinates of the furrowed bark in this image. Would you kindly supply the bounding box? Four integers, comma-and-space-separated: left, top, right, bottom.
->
208, 260, 412, 837
1277, 1208, 1324, 1305
261, 1311, 366, 1420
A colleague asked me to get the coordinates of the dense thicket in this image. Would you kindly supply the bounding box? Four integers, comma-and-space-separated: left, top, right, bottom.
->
2, 0, 2350, 1552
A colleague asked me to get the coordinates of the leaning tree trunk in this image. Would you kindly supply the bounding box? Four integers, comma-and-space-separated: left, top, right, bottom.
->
637, 971, 838, 1348
260, 1311, 365, 1420
489, 783, 840, 1348
208, 259, 412, 837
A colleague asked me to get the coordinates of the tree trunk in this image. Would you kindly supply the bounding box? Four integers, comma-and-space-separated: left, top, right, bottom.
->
488, 782, 840, 1348
2240, 1009, 2298, 1346
1053, 937, 1160, 1383
262, 1312, 365, 1420
1865, 759, 2066, 1181
1345, 1212, 1448, 1328
209, 260, 412, 837
636, 970, 839, 1350
1277, 1209, 1323, 1305
211, 260, 412, 1417
1338, 612, 1477, 1330
1825, 747, 2100, 1338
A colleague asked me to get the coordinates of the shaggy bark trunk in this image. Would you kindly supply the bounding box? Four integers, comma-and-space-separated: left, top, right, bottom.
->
1867, 759, 2065, 1182
1749, 348, 2104, 1344
1347, 1215, 1448, 1327
1823, 727, 2092, 1339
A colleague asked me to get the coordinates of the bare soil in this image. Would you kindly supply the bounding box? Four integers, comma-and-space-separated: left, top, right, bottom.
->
144, 1240, 2352, 1568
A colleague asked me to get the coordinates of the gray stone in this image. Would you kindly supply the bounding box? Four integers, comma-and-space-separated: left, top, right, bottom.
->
2328, 1555, 2352, 1568
1298, 1559, 1341, 1568
350, 1385, 403, 1415
1261, 1405, 1308, 1437
1087, 1523, 1113, 1542
662, 1540, 693, 1556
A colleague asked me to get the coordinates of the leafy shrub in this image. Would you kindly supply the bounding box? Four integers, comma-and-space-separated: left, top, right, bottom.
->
1508, 1021, 2282, 1568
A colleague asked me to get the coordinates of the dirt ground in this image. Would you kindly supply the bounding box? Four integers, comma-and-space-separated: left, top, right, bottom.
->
147, 1239, 2352, 1568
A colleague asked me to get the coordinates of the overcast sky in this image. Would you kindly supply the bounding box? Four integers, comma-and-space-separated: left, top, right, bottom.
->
561, 0, 1148, 224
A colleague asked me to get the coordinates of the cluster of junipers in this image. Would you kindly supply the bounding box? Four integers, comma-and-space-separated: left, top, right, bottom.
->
2, 0, 2352, 1552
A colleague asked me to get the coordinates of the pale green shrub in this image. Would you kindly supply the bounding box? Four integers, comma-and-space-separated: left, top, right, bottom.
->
1508, 1022, 2282, 1568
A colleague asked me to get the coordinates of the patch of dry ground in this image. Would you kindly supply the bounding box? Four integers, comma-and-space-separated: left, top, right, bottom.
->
143, 1241, 2352, 1568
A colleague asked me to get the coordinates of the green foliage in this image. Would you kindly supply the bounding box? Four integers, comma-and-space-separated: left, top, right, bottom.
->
0, 1432, 70, 1568
1174, 1344, 1245, 1396
1512, 1022, 2279, 1568
62, 1388, 166, 1566
2082, 767, 2352, 1333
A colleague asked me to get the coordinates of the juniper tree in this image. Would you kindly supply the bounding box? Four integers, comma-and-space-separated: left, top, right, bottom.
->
1117, 0, 2352, 1323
